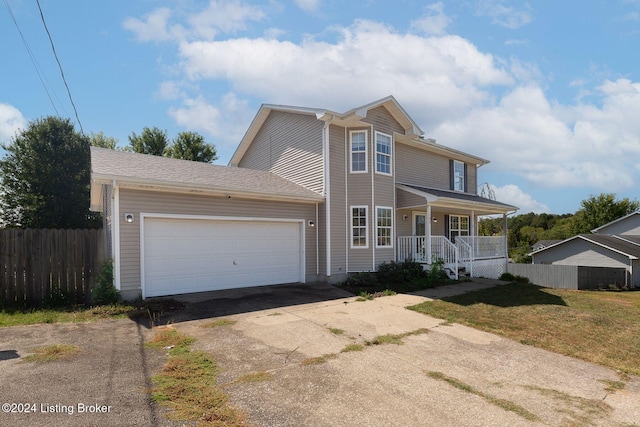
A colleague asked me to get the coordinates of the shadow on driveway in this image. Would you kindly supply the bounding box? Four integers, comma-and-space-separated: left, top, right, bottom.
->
141, 282, 355, 327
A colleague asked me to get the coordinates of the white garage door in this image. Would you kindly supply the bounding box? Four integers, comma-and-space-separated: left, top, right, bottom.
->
143, 217, 303, 297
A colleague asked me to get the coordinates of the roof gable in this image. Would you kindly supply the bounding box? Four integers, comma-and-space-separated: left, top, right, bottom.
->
530, 234, 640, 259
592, 211, 640, 235
229, 96, 423, 167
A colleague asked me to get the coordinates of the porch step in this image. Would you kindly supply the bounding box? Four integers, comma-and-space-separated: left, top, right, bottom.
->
444, 267, 470, 280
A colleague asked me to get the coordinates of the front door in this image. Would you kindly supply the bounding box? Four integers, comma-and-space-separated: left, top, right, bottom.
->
412, 213, 426, 262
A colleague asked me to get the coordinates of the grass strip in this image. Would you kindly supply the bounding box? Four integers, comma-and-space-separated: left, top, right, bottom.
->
21, 344, 81, 363
146, 327, 247, 426
426, 371, 539, 422
0, 304, 137, 327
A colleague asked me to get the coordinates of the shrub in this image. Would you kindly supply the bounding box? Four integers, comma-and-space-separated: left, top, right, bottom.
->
377, 260, 426, 283
425, 259, 448, 282
91, 259, 121, 305
342, 271, 377, 289
43, 286, 73, 308
513, 275, 530, 283
499, 272, 515, 281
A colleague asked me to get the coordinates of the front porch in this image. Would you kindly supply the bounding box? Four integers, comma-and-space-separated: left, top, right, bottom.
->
397, 235, 508, 279
395, 183, 517, 280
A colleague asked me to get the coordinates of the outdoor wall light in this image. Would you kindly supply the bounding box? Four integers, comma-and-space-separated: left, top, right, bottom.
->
308, 220, 315, 227
403, 215, 409, 220
124, 213, 134, 223
432, 217, 438, 223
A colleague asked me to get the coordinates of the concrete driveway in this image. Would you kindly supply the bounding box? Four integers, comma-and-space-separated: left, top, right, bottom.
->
1, 280, 638, 426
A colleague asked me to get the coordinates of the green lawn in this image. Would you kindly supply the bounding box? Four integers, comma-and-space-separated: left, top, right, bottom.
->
408, 283, 640, 376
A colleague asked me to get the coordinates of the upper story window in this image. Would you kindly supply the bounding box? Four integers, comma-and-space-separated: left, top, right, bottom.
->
453, 160, 465, 192
375, 132, 392, 175
350, 131, 367, 173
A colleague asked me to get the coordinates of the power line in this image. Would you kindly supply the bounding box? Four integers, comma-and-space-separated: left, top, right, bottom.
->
3, 0, 64, 117
35, 0, 83, 133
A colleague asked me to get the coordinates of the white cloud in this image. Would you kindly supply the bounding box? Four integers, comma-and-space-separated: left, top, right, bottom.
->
167, 93, 253, 153
475, 0, 533, 29
491, 184, 549, 213
294, 0, 321, 13
411, 2, 452, 36
176, 19, 512, 127
126, 6, 640, 199
0, 103, 26, 144
123, 1, 265, 42
122, 8, 182, 42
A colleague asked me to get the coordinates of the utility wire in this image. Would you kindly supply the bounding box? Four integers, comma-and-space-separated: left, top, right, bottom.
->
3, 0, 63, 117
35, 0, 83, 133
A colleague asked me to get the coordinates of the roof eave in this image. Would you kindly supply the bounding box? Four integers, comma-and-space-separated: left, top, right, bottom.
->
91, 173, 324, 204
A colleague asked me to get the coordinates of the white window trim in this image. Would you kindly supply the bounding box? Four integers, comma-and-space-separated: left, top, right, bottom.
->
350, 205, 369, 249
375, 131, 392, 176
453, 160, 464, 192
375, 206, 393, 248
449, 214, 470, 240
349, 130, 368, 174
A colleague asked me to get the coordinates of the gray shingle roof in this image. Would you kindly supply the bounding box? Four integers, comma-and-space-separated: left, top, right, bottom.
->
398, 183, 517, 211
583, 234, 640, 258
90, 147, 323, 202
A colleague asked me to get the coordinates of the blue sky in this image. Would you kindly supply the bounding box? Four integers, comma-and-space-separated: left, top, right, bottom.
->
2, 0, 640, 215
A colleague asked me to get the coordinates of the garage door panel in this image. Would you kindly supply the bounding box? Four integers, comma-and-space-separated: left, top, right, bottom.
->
143, 217, 303, 297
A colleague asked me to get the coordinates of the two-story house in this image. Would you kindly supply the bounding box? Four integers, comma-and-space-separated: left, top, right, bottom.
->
90, 96, 517, 300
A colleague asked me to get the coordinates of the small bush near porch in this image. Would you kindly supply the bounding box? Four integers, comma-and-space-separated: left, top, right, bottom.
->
338, 260, 449, 295
408, 282, 640, 376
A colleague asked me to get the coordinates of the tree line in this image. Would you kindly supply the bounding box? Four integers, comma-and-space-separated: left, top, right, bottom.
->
479, 193, 640, 262
0, 116, 217, 229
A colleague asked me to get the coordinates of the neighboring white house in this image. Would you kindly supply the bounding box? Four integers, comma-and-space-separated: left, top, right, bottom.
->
530, 212, 640, 289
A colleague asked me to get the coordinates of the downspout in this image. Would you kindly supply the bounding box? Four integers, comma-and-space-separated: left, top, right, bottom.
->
426, 204, 432, 264
111, 180, 121, 292
316, 202, 319, 277
370, 124, 375, 271
322, 116, 335, 279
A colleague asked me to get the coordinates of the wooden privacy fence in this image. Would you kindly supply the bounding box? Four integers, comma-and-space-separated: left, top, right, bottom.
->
507, 264, 628, 290
0, 229, 106, 307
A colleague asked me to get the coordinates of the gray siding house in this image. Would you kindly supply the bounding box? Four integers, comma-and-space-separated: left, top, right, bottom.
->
530, 212, 640, 288
91, 96, 517, 300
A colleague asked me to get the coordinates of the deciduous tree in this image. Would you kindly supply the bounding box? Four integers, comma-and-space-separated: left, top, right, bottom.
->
0, 116, 99, 228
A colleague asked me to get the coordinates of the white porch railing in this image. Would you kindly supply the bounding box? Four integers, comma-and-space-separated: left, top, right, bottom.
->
397, 235, 508, 279
397, 236, 459, 279
456, 236, 506, 260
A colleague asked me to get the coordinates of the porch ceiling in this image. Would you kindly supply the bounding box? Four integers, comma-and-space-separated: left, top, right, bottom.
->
396, 183, 518, 216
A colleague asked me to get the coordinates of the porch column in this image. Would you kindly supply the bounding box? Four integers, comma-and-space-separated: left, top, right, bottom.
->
426, 204, 432, 264
470, 210, 475, 277
503, 213, 509, 268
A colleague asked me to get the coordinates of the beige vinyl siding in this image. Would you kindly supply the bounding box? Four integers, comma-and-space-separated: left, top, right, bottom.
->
374, 172, 395, 266
396, 188, 425, 209
534, 239, 631, 269
328, 124, 347, 278
238, 110, 324, 194
396, 144, 478, 194
362, 106, 406, 136
117, 188, 317, 298
345, 127, 373, 272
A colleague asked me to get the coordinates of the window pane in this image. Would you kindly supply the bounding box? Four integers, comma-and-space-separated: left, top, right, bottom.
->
376, 207, 392, 247
351, 132, 366, 172
375, 133, 392, 174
